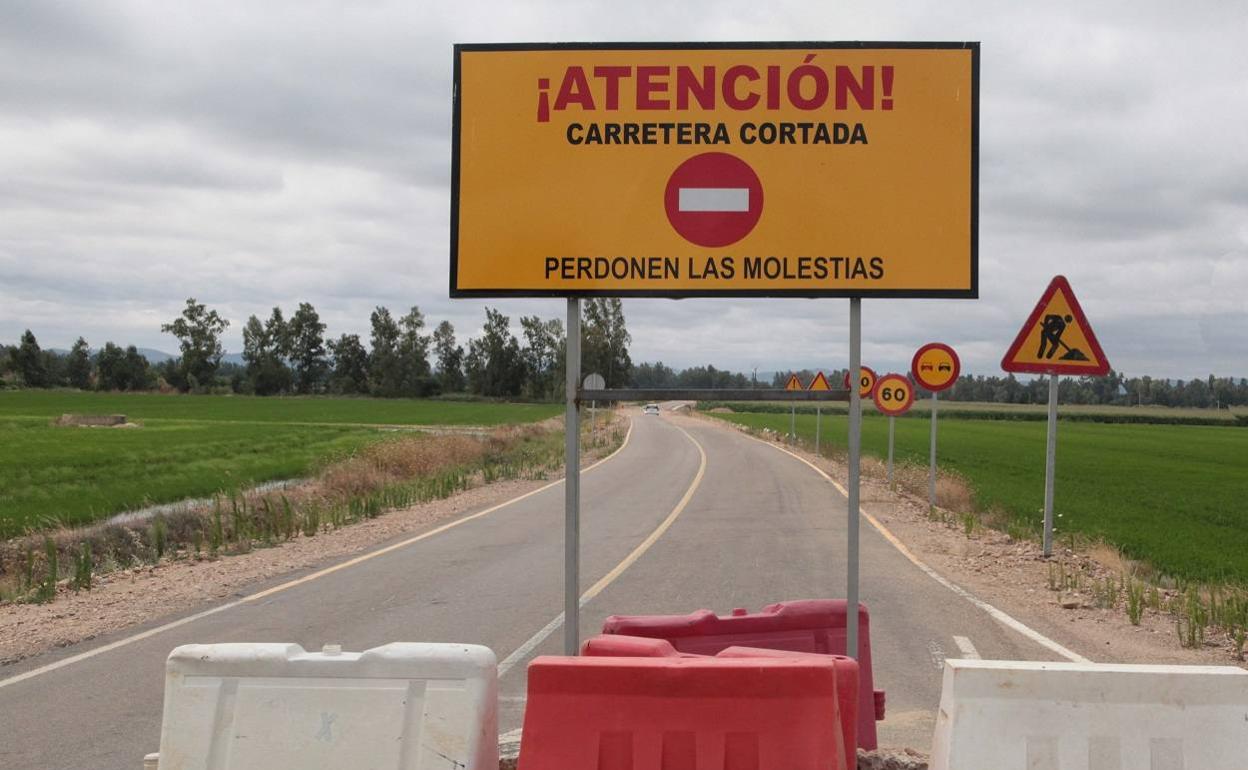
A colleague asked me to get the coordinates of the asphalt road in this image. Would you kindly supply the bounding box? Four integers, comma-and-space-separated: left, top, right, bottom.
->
0, 408, 1062, 769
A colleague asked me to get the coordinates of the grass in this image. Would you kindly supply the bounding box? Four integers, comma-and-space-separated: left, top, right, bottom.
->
0, 391, 562, 538
0, 417, 626, 607
708, 409, 1248, 584
0, 390, 562, 426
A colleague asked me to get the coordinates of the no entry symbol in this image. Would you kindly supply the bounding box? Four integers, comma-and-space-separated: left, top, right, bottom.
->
664, 152, 764, 247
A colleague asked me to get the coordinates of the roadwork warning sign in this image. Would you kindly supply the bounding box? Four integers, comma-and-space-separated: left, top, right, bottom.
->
452, 42, 979, 298
1002, 275, 1109, 375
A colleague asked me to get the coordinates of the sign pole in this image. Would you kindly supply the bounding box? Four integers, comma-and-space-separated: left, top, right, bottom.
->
564, 298, 581, 655
888, 416, 895, 490
790, 403, 796, 442
815, 406, 822, 456
929, 390, 938, 512
1043, 374, 1058, 557
847, 298, 862, 660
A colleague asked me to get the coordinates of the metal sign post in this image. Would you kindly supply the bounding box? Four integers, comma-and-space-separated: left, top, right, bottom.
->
873, 372, 914, 493
846, 299, 862, 660
583, 373, 605, 448
1043, 374, 1058, 556
888, 416, 895, 490
928, 391, 938, 512
815, 407, 822, 456
912, 343, 960, 513
564, 298, 581, 655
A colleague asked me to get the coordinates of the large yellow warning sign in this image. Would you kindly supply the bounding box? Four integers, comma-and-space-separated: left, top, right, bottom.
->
1002, 276, 1109, 375
784, 373, 805, 391
807, 371, 832, 391
452, 43, 979, 298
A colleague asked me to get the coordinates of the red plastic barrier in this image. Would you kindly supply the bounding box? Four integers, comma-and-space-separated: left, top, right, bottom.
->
601, 599, 885, 750
518, 655, 847, 770
580, 636, 859, 770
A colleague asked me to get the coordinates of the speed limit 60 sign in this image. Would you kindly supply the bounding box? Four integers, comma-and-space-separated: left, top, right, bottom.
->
873, 373, 915, 416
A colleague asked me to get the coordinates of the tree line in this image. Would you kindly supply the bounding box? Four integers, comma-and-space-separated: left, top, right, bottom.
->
768, 369, 1248, 409
0, 297, 634, 401
5, 307, 1245, 408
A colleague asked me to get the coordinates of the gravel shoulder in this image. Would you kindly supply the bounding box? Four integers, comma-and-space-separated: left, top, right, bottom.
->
692, 412, 1248, 669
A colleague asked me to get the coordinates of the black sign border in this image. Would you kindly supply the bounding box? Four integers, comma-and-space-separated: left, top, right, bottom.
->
451, 41, 979, 299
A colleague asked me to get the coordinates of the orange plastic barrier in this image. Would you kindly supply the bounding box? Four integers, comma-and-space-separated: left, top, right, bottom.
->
517, 655, 848, 770
602, 599, 884, 749
580, 636, 860, 770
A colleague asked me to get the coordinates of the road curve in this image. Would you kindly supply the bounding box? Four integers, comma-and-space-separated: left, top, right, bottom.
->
1, 409, 1066, 768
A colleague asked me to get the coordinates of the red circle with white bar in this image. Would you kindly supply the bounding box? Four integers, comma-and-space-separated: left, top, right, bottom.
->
664, 152, 764, 247
873, 373, 916, 416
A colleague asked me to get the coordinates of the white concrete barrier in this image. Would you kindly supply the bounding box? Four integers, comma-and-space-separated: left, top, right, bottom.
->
931, 659, 1248, 770
156, 642, 497, 770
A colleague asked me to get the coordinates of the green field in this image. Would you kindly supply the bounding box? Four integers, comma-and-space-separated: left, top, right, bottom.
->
0, 392, 562, 538
709, 409, 1248, 583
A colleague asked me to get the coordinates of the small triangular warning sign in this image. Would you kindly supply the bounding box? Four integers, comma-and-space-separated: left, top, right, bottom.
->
807, 371, 832, 391
784, 373, 804, 391
1002, 276, 1110, 375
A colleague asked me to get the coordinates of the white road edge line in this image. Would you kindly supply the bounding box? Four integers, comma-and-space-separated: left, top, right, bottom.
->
0, 418, 637, 691
741, 431, 1090, 664
952, 635, 982, 660
497, 421, 708, 677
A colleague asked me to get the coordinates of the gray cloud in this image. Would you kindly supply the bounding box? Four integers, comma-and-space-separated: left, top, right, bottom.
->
1, 0, 1245, 381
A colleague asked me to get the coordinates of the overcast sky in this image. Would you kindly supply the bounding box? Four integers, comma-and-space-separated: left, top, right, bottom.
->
1, 1, 1245, 379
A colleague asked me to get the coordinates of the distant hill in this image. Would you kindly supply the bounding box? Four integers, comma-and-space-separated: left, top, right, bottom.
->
43, 347, 240, 365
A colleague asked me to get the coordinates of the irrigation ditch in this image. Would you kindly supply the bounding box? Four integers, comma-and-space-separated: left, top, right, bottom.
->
0, 414, 624, 610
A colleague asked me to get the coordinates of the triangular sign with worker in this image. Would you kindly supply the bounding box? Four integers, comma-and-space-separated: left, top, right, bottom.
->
807, 371, 832, 391
784, 373, 804, 391
1002, 275, 1110, 375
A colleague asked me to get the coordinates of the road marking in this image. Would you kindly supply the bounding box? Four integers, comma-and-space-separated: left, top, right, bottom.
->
0, 419, 637, 690
498, 421, 707, 676
953, 635, 981, 660
927, 640, 947, 670
740, 431, 1090, 663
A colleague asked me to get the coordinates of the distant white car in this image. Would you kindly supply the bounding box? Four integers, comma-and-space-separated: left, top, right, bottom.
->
643, 403, 661, 415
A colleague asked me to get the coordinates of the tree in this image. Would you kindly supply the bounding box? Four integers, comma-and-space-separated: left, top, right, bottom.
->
368, 306, 403, 396
241, 313, 291, 395
328, 334, 370, 394
396, 306, 435, 396
465, 308, 525, 397
520, 315, 564, 400
10, 330, 48, 387
94, 343, 151, 390
631, 361, 677, 387
287, 302, 329, 394
582, 299, 632, 388
433, 321, 465, 393
95, 343, 126, 390
161, 298, 229, 390
122, 345, 154, 390
66, 337, 92, 389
